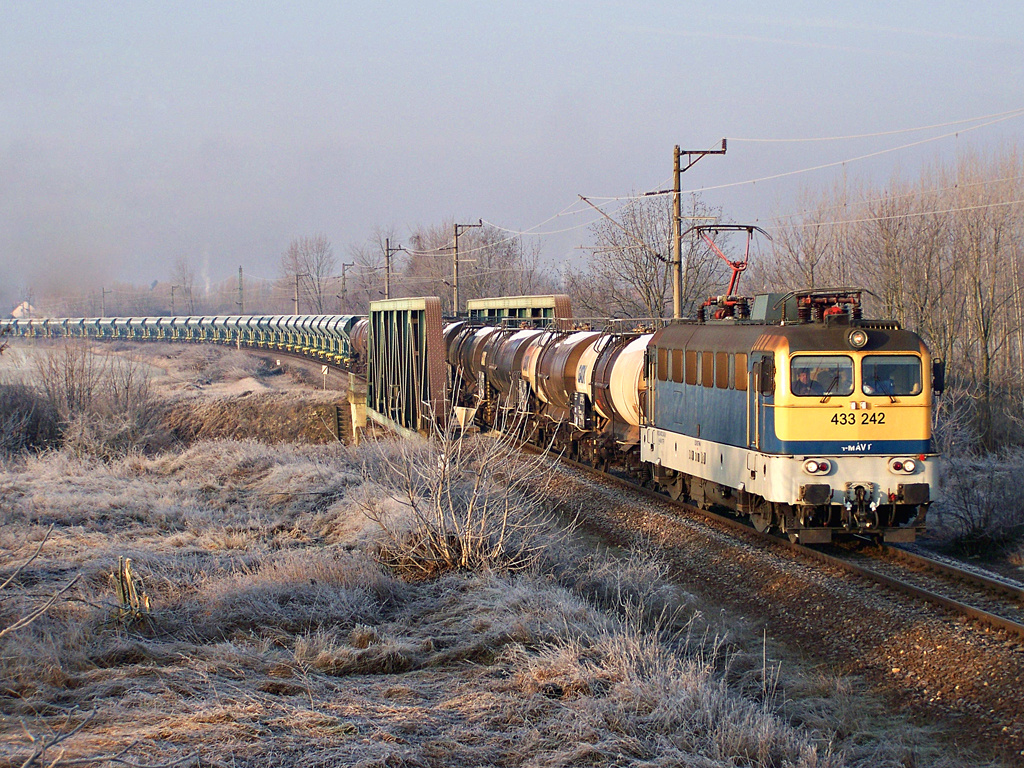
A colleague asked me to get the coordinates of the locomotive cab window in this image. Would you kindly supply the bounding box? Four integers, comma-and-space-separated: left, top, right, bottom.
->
862, 355, 923, 396
716, 352, 729, 389
701, 351, 714, 388
790, 355, 854, 397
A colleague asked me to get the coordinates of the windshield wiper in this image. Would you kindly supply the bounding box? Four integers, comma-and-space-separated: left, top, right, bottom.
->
819, 374, 840, 403
874, 378, 897, 403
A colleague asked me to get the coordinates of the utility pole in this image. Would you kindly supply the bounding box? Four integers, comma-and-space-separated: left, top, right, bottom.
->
101, 287, 109, 317
293, 273, 308, 315
340, 262, 354, 312
171, 285, 177, 316
671, 140, 727, 319
453, 220, 482, 315
237, 266, 244, 315
384, 238, 403, 300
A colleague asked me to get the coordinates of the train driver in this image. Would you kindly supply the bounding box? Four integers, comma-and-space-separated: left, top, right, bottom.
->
792, 367, 824, 396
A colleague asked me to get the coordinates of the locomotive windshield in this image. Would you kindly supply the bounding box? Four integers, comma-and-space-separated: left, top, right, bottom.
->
790, 355, 854, 397
862, 355, 923, 396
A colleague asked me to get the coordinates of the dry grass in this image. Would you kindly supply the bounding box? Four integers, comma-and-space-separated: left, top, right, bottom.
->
1009, 543, 1024, 571
0, 343, 991, 767
0, 434, 985, 766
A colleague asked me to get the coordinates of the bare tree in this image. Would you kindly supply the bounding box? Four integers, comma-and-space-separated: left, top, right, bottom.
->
565, 194, 724, 319
402, 221, 550, 314
349, 226, 399, 311
763, 187, 847, 292
281, 234, 337, 314
171, 256, 198, 315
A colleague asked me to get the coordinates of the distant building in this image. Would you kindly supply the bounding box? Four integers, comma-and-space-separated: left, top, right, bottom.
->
10, 301, 36, 319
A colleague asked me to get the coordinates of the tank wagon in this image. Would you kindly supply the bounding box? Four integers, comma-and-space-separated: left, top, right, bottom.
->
8, 314, 369, 370
447, 289, 942, 544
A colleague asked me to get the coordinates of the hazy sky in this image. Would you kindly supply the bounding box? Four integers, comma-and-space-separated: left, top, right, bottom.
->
2, 1, 1022, 306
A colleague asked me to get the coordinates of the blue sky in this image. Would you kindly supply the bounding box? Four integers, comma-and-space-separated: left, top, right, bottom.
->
2, 1, 1022, 302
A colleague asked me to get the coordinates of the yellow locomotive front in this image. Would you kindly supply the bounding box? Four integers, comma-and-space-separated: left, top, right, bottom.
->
750, 316, 939, 541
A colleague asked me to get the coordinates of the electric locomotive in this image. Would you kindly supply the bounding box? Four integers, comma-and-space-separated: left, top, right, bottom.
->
643, 289, 940, 543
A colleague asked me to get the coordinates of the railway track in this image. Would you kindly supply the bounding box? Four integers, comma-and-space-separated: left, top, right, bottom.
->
526, 445, 1024, 642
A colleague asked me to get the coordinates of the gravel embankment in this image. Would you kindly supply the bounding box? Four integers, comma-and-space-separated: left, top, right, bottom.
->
546, 463, 1024, 765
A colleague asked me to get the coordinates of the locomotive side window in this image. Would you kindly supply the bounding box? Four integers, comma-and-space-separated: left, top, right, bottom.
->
685, 350, 698, 385
672, 349, 684, 383
791, 355, 854, 397
657, 347, 668, 381
702, 351, 714, 388
862, 355, 922, 396
716, 352, 729, 389
735, 353, 748, 391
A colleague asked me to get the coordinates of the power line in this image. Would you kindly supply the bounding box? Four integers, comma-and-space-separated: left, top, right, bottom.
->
583, 109, 1024, 202
768, 174, 1024, 223
728, 106, 1024, 143
760, 197, 1024, 231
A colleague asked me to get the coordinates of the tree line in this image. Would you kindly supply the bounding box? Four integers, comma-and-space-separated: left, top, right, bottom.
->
22, 145, 1024, 448
750, 147, 1024, 450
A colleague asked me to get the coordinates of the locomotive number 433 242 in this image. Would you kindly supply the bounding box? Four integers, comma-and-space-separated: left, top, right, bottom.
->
830, 411, 885, 425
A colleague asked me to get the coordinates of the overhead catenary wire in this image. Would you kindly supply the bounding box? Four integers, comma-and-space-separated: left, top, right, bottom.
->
760, 197, 1024, 232
767, 173, 1024, 224
583, 108, 1024, 203
728, 106, 1024, 143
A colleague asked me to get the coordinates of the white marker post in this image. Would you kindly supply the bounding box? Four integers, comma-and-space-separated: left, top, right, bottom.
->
321, 364, 329, 390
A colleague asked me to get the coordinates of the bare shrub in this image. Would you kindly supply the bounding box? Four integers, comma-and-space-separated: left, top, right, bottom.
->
31, 341, 166, 457
359, 419, 561, 579
0, 382, 59, 453
932, 448, 1024, 553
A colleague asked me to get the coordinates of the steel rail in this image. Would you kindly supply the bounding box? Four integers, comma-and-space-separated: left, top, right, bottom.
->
520, 444, 1024, 641
880, 544, 1024, 602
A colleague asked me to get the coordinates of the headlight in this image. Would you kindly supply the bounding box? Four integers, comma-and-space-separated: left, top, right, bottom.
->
888, 458, 917, 474
848, 329, 868, 349
803, 459, 832, 475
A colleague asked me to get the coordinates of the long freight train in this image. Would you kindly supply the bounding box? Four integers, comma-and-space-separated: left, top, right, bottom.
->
436, 289, 942, 544
8, 287, 941, 543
